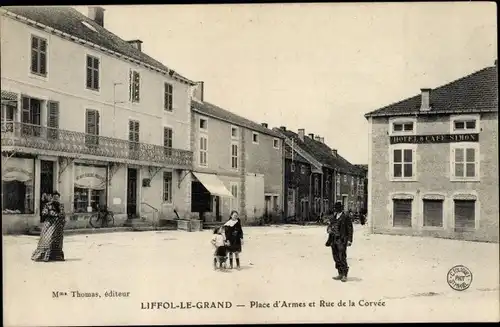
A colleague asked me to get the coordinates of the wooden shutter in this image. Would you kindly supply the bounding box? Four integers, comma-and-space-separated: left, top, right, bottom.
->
423, 200, 443, 227
39, 39, 47, 75
47, 101, 59, 140
393, 199, 412, 227
31, 37, 38, 74
454, 200, 475, 229
129, 70, 132, 101
22, 97, 31, 123
93, 57, 99, 90
86, 110, 97, 134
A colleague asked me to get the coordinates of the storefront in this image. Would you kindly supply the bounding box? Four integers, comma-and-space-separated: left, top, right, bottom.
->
72, 164, 108, 213
2, 156, 35, 215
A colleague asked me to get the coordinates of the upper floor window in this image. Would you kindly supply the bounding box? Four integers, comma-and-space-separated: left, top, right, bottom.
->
343, 174, 347, 183
231, 126, 239, 139
451, 144, 479, 181
390, 117, 417, 136
163, 127, 173, 156
85, 109, 100, 146
163, 171, 173, 203
199, 118, 208, 131
314, 177, 319, 194
390, 144, 417, 181
450, 115, 480, 134
300, 165, 306, 175
252, 132, 259, 144
31, 35, 47, 76
199, 136, 208, 166
336, 175, 340, 196
86, 55, 100, 91
129, 70, 140, 103
231, 143, 238, 169
291, 162, 295, 172
164, 83, 173, 111
273, 138, 279, 149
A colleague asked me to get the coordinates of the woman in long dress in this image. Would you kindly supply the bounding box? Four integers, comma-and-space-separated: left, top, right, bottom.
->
224, 210, 244, 269
31, 191, 66, 262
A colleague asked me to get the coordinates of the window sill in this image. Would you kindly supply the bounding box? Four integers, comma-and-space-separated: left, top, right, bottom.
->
454, 228, 478, 233
390, 178, 418, 182
164, 109, 174, 113
422, 226, 445, 230
162, 202, 173, 206
29, 73, 48, 81
450, 178, 480, 183
85, 87, 100, 93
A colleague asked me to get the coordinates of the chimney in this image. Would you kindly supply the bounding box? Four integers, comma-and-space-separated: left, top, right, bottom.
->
420, 88, 431, 111
332, 149, 337, 157
315, 135, 321, 142
308, 133, 315, 139
298, 129, 305, 141
88, 6, 105, 27
193, 81, 204, 102
320, 137, 324, 143
127, 40, 143, 52
261, 123, 268, 128
279, 126, 286, 131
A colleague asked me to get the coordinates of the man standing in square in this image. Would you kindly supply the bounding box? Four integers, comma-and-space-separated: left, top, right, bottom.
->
327, 201, 354, 282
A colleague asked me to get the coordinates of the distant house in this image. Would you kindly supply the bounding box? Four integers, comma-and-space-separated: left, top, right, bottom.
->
365, 62, 498, 242
354, 164, 368, 214
274, 127, 365, 221
190, 85, 285, 225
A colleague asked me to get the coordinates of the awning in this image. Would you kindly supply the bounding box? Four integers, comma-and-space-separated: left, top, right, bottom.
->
192, 172, 234, 198
1, 90, 18, 103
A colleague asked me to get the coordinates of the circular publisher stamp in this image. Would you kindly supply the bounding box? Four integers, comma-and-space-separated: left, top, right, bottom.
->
447, 265, 473, 291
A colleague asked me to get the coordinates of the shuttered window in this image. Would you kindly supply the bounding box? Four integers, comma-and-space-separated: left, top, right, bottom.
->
454, 200, 475, 230
21, 97, 41, 136
86, 55, 100, 90
129, 70, 140, 102
31, 35, 47, 76
163, 127, 173, 156
199, 136, 208, 166
47, 101, 59, 140
423, 200, 443, 227
393, 199, 412, 227
164, 83, 173, 111
85, 109, 100, 146
231, 143, 238, 169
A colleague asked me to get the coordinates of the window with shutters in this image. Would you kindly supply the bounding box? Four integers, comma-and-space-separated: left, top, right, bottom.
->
85, 109, 100, 146
392, 199, 412, 227
390, 144, 417, 181
314, 176, 319, 195
31, 35, 47, 76
163, 127, 173, 156
231, 126, 238, 139
21, 97, 42, 137
290, 162, 295, 172
451, 144, 479, 181
423, 199, 443, 227
300, 165, 305, 175
454, 200, 476, 230
47, 101, 59, 140
86, 55, 100, 91
199, 136, 208, 166
350, 176, 355, 196
128, 120, 140, 155
129, 70, 140, 103
164, 83, 173, 111
163, 171, 173, 203
231, 143, 238, 169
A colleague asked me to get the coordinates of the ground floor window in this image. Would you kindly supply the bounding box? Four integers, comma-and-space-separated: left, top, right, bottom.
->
454, 200, 475, 229
393, 199, 412, 227
2, 157, 35, 214
423, 199, 443, 227
73, 164, 107, 213
163, 171, 172, 203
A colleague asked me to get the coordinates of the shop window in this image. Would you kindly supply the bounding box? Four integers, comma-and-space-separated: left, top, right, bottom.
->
2, 157, 35, 214
73, 165, 107, 213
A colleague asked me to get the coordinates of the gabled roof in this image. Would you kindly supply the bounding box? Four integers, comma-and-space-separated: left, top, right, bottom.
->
365, 65, 498, 118
284, 143, 310, 164
191, 101, 283, 138
3, 6, 194, 85
274, 128, 362, 175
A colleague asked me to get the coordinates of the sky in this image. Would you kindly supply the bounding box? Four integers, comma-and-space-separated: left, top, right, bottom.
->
76, 3, 497, 165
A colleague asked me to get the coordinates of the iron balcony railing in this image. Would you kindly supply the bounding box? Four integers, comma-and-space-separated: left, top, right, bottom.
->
1, 121, 193, 167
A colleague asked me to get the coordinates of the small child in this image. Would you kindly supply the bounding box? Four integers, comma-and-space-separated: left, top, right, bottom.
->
211, 226, 229, 270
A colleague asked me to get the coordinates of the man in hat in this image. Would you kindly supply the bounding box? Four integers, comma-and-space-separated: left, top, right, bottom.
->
327, 201, 353, 282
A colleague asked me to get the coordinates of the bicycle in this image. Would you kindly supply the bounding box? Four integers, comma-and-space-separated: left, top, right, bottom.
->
89, 207, 115, 228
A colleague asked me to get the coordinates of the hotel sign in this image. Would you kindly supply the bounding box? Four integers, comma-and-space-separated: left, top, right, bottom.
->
390, 133, 479, 145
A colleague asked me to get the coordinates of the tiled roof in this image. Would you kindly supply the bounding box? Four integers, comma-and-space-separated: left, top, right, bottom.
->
365, 65, 498, 118
191, 101, 283, 138
3, 6, 193, 84
1, 90, 17, 101
275, 128, 362, 175
284, 143, 310, 164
